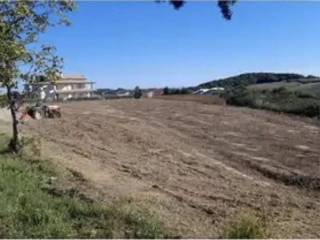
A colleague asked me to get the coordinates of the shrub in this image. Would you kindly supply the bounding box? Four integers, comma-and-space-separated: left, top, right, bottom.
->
294, 91, 313, 99
223, 213, 269, 239
272, 86, 286, 94
224, 85, 253, 107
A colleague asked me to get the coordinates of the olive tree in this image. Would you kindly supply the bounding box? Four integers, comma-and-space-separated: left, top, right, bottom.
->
0, 1, 75, 152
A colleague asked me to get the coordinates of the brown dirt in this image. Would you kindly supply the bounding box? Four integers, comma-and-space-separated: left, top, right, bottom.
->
156, 94, 226, 105
22, 99, 320, 238
0, 108, 11, 134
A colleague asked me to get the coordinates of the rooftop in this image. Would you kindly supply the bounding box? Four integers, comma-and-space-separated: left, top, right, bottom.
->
61, 74, 87, 81
26, 74, 94, 85
56, 89, 95, 93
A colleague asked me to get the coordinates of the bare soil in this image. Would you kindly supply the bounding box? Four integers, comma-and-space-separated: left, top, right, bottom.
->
22, 99, 320, 238
0, 108, 11, 134
156, 94, 226, 105
0, 108, 11, 122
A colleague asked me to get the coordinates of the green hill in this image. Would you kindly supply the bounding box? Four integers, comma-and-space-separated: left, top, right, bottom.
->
197, 73, 320, 118
197, 73, 318, 89
248, 81, 320, 99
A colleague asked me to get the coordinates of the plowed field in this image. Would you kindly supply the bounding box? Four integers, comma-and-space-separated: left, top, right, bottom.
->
22, 99, 320, 238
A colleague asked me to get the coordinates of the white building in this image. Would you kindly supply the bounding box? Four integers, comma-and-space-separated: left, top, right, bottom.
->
25, 74, 95, 101
193, 87, 225, 95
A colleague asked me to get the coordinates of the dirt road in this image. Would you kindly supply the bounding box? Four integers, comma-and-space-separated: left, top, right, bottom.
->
23, 99, 320, 237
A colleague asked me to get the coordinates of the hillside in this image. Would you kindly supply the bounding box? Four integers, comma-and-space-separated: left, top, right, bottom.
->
196, 73, 320, 118
248, 80, 320, 99
197, 73, 319, 89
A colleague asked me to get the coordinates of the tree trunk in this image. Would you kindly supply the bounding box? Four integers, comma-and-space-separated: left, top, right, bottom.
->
6, 85, 21, 153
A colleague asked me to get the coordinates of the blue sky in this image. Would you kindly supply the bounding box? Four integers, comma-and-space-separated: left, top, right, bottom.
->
40, 1, 320, 89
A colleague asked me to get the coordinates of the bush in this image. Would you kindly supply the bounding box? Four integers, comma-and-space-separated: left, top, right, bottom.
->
272, 86, 286, 94
223, 213, 269, 239
294, 91, 313, 99
224, 85, 253, 107
285, 101, 320, 117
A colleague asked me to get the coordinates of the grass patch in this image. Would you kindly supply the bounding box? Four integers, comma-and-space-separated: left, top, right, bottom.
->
222, 212, 269, 239
0, 134, 167, 238
0, 95, 7, 108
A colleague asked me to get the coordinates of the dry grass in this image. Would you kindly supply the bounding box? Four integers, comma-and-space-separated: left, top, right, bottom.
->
0, 134, 168, 238
223, 212, 269, 239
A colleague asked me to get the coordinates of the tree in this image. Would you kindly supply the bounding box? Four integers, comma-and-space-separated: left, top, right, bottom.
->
163, 87, 169, 95
0, 1, 76, 152
134, 86, 142, 99
173, 88, 180, 95
180, 87, 190, 94
168, 0, 237, 20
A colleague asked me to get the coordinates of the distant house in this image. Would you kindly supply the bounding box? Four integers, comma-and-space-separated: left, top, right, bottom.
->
146, 91, 154, 98
193, 87, 224, 96
25, 74, 95, 101
116, 91, 131, 97
95, 88, 133, 98
145, 89, 163, 98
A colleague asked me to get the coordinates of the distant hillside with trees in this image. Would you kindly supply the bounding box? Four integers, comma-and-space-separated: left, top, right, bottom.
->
196, 73, 320, 119
197, 73, 318, 90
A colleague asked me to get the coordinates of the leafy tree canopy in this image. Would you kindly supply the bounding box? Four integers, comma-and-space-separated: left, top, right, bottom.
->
197, 73, 309, 90
0, 0, 75, 152
0, 1, 75, 88
168, 0, 236, 20
134, 86, 142, 99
